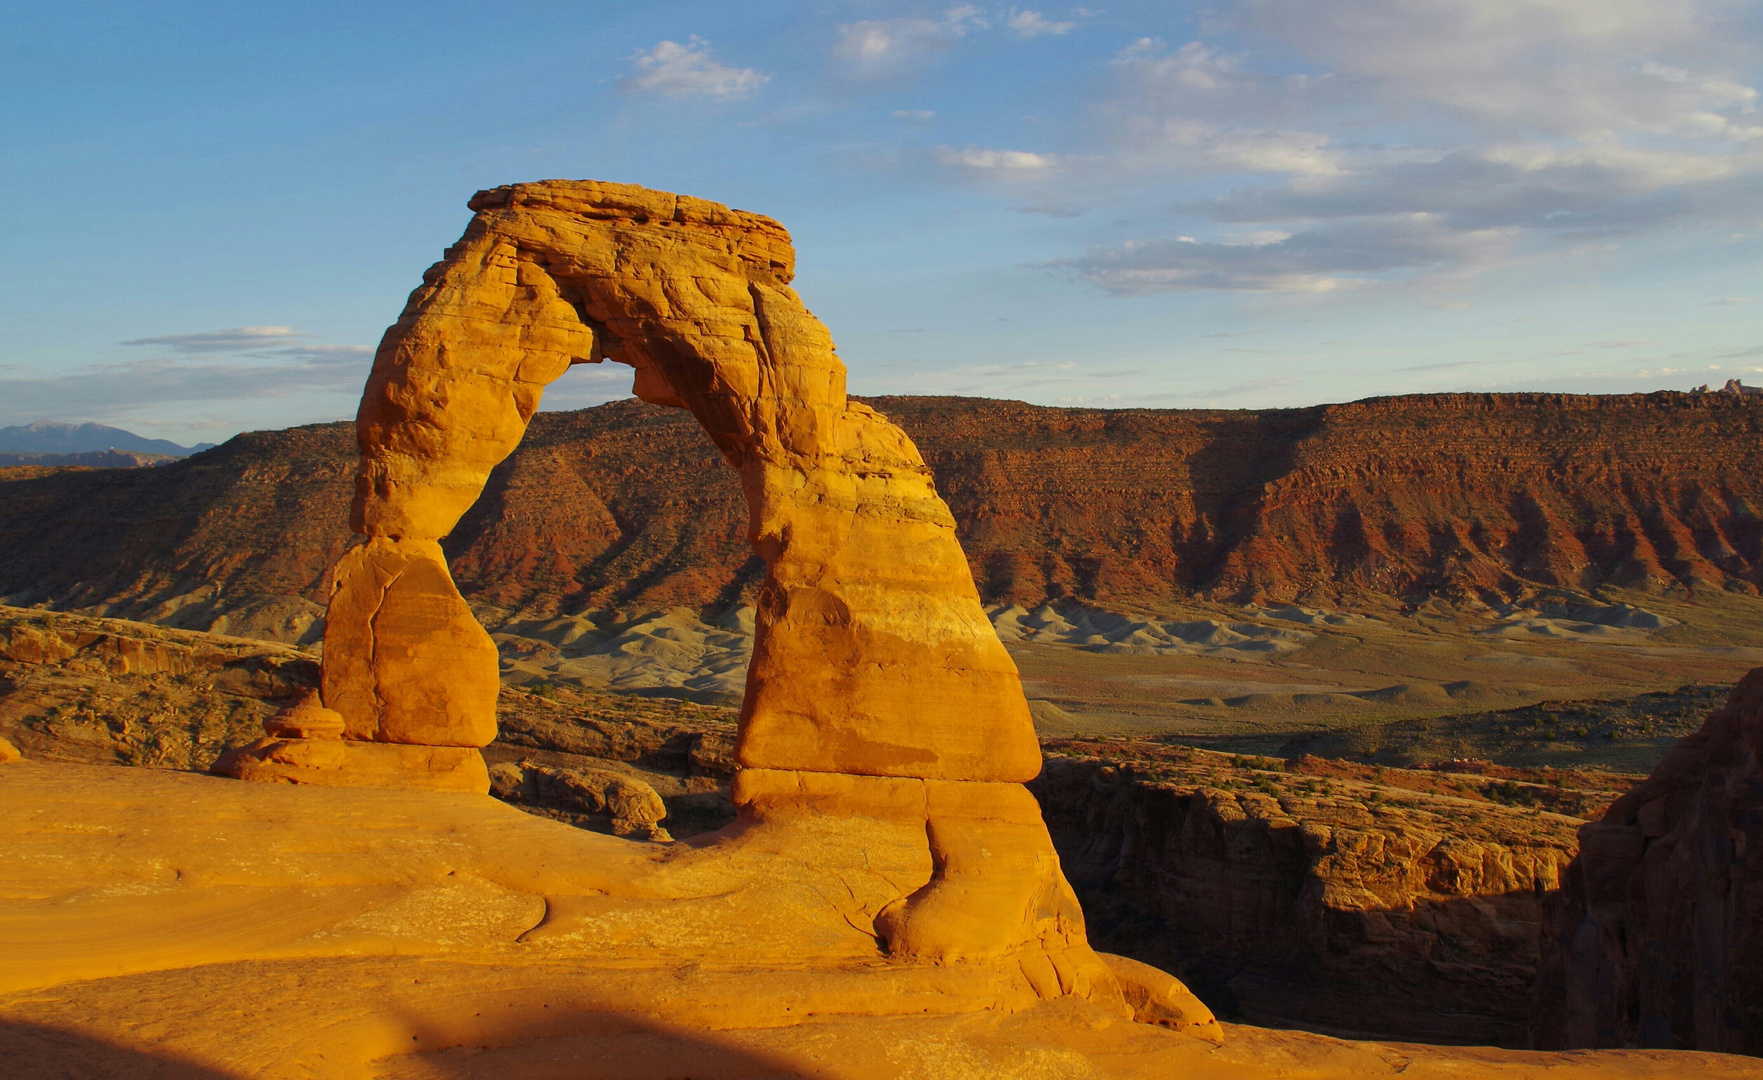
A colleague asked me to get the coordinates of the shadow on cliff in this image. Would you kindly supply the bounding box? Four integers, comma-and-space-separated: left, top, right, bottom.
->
1177, 407, 1328, 597
1077, 884, 1547, 1049
0, 1018, 246, 1079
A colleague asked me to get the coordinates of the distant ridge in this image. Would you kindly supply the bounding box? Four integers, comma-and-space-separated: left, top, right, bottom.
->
3, 392, 1763, 628
0, 419, 213, 456
0, 449, 184, 469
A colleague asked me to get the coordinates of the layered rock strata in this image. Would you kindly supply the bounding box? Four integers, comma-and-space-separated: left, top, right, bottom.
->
217, 180, 1120, 979
10, 392, 1763, 630
1531, 670, 1763, 1054
1033, 750, 1584, 1046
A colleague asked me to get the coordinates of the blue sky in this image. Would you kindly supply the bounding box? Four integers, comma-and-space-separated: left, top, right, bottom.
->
2, 1, 1760, 443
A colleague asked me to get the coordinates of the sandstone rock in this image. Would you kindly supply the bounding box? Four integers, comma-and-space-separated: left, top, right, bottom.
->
0, 735, 19, 762
13, 394, 1763, 626
1531, 669, 1763, 1054
213, 682, 488, 793
5, 760, 1751, 1080
329, 181, 1038, 784
490, 759, 672, 841
290, 179, 1071, 966
211, 737, 488, 792
0, 605, 321, 772
1098, 952, 1223, 1043
262, 690, 345, 739
320, 537, 498, 746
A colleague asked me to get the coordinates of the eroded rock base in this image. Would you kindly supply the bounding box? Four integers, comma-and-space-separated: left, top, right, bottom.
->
211, 737, 491, 793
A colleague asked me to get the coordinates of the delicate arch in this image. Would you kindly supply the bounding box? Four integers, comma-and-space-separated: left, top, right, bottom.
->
323, 180, 1040, 784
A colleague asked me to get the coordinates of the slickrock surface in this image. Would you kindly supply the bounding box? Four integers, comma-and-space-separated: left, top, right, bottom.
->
3, 605, 1752, 1061
0, 602, 736, 838
3, 759, 1753, 1080
1532, 670, 1763, 1054
5, 393, 1763, 630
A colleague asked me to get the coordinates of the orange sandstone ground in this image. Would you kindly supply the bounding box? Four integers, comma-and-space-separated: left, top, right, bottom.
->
0, 604, 1729, 1052
4, 758, 1757, 1080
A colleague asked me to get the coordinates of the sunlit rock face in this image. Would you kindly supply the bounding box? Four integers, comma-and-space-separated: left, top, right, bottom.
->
220, 179, 1095, 968
336, 180, 1038, 784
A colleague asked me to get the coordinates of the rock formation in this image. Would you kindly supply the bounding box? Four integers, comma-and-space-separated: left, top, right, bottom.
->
488, 759, 673, 841
1531, 670, 1763, 1054
0, 604, 320, 771
210, 180, 1127, 980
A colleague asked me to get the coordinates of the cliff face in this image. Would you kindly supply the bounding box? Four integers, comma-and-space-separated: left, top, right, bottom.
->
1531, 671, 1763, 1054
1031, 750, 1586, 1047
899, 393, 1763, 607
3, 392, 1761, 628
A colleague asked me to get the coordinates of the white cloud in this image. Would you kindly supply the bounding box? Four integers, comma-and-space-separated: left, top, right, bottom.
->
1048, 0, 1763, 295
1007, 10, 1076, 37
0, 349, 371, 428
621, 37, 769, 101
1238, 0, 1763, 140
121, 326, 308, 353
892, 109, 937, 120
833, 5, 988, 81
937, 146, 1063, 172
1150, 120, 1344, 177
1115, 38, 1244, 92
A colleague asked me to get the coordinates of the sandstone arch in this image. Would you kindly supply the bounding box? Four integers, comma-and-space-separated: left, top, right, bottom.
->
342, 180, 1040, 785
218, 180, 1106, 965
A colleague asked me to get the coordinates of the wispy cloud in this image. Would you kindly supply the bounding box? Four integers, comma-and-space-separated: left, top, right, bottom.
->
1050, 375, 1302, 407
937, 146, 1063, 173
0, 351, 369, 428
1007, 9, 1076, 37
121, 326, 308, 353
0, 326, 380, 430
1056, 215, 1516, 294
1040, 1, 1763, 296
833, 5, 988, 81
621, 37, 769, 101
